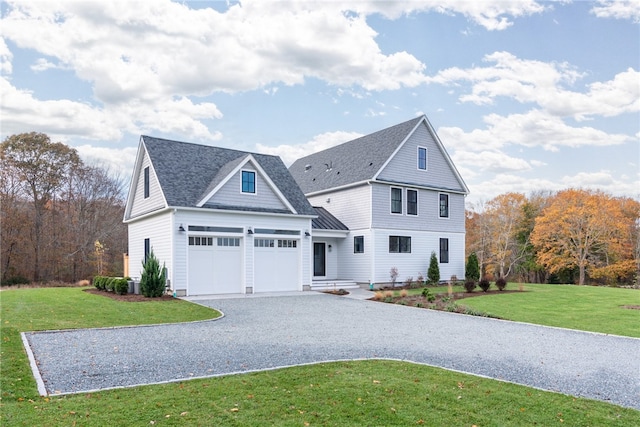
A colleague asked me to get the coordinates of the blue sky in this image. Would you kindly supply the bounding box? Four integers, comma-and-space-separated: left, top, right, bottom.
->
1, 0, 638, 206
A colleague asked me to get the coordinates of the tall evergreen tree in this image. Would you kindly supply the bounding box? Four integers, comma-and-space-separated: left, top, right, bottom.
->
140, 249, 166, 297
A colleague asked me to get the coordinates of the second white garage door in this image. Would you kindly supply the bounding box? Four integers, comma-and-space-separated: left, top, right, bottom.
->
254, 238, 300, 292
188, 236, 242, 295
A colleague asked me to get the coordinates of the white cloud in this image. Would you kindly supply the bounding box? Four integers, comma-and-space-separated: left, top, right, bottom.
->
74, 145, 138, 179
466, 169, 640, 205
430, 52, 639, 120
0, 76, 223, 141
256, 131, 363, 165
353, 0, 548, 30
591, 0, 640, 23
452, 150, 531, 173
31, 58, 60, 72
438, 109, 631, 152
0, 38, 13, 75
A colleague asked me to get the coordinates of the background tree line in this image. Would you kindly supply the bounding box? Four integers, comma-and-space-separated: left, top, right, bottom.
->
466, 190, 640, 286
1, 132, 127, 284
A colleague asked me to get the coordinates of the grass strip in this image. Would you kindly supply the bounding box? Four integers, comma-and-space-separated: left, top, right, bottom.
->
2, 360, 638, 426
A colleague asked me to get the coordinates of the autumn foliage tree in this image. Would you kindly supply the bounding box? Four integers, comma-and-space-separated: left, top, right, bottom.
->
531, 189, 635, 286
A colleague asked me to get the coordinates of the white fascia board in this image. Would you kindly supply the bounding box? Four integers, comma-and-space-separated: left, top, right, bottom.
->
303, 179, 370, 197
372, 179, 468, 195
311, 230, 349, 238
169, 205, 316, 219
123, 206, 172, 224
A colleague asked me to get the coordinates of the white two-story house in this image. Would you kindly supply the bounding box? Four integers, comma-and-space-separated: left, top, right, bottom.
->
289, 115, 469, 288
124, 115, 468, 295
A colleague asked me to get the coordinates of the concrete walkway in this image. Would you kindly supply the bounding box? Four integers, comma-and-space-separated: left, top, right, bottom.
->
24, 293, 640, 409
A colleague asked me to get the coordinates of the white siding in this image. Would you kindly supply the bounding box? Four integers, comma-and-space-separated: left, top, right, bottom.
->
127, 211, 173, 282
307, 184, 371, 230
369, 229, 465, 285
377, 121, 463, 191
130, 150, 165, 218
371, 183, 465, 233
334, 230, 372, 284
206, 164, 289, 211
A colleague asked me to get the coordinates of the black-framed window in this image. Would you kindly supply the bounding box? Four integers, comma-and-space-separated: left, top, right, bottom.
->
143, 166, 150, 198
242, 170, 256, 193
439, 194, 449, 218
407, 189, 418, 216
418, 147, 427, 170
389, 236, 411, 253
144, 238, 150, 263
354, 236, 364, 253
391, 187, 402, 214
440, 238, 449, 263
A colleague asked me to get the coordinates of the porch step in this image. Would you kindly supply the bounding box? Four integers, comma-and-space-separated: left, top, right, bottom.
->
311, 280, 359, 291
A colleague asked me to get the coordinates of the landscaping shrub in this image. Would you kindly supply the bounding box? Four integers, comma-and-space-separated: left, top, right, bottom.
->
105, 277, 116, 292
114, 278, 129, 295
495, 277, 507, 291
404, 277, 413, 288
93, 276, 105, 290
427, 251, 440, 284
389, 267, 399, 287
464, 280, 477, 293
140, 249, 167, 297
416, 273, 425, 286
465, 252, 480, 282
421, 288, 436, 302
478, 276, 491, 292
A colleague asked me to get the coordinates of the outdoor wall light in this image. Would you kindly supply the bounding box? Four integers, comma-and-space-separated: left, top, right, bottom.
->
247, 228, 254, 235
178, 224, 185, 232
305, 231, 311, 237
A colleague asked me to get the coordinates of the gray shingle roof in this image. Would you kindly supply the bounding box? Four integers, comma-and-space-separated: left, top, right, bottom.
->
289, 116, 423, 194
141, 136, 315, 216
312, 207, 349, 230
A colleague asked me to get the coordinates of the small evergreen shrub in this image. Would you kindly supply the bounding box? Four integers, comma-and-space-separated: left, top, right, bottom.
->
478, 276, 491, 292
465, 252, 480, 282
114, 278, 129, 295
105, 277, 116, 292
427, 251, 440, 284
495, 277, 507, 291
140, 249, 167, 298
464, 280, 477, 293
93, 276, 105, 290
421, 288, 435, 302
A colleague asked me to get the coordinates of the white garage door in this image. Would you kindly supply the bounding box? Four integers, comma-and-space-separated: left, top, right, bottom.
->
188, 236, 242, 295
254, 238, 300, 292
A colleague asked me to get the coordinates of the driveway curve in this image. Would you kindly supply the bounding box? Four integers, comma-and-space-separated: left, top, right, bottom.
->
24, 293, 639, 409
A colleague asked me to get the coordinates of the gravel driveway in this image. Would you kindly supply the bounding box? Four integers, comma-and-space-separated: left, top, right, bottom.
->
24, 293, 640, 409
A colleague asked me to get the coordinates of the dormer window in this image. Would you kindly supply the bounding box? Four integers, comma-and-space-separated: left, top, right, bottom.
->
418, 146, 427, 170
241, 170, 256, 193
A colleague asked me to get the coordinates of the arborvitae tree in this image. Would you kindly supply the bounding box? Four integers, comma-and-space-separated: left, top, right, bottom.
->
465, 252, 480, 282
427, 251, 440, 284
140, 249, 166, 297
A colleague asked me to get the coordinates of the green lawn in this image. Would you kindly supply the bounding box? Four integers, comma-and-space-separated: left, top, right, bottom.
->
1, 286, 639, 426
459, 284, 640, 337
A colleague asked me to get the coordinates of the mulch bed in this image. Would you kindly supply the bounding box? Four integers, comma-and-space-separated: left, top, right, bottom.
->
83, 288, 175, 302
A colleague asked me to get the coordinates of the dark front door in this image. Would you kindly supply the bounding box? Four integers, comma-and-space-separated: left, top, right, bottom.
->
313, 242, 326, 277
